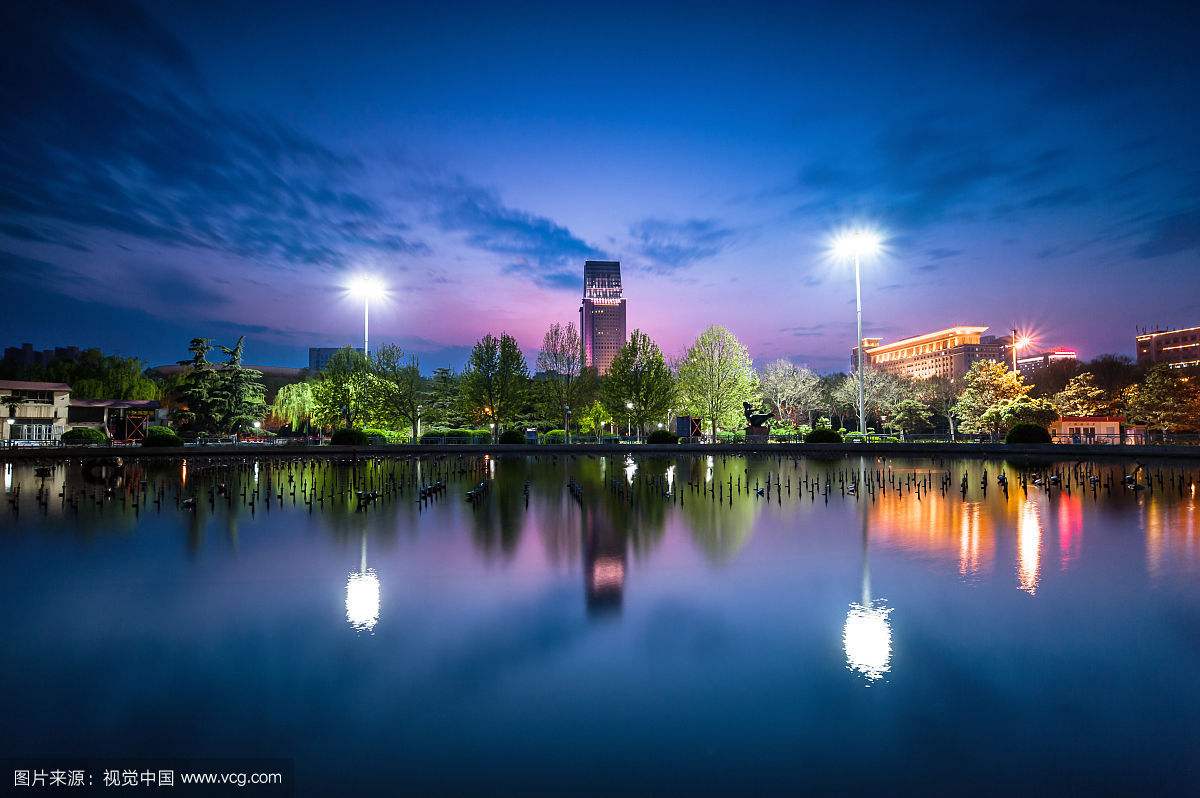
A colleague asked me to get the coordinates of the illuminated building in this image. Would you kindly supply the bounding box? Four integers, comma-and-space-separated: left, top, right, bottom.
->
1135, 324, 1200, 369
579, 260, 627, 375
1017, 349, 1078, 374
851, 326, 1004, 381
1, 379, 71, 443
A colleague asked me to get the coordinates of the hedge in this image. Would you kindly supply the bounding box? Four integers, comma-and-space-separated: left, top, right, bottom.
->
498, 429, 526, 444
331, 428, 370, 446
1005, 423, 1052, 444
646, 429, 679, 444
142, 425, 183, 447
61, 427, 109, 446
363, 428, 410, 444
805, 428, 844, 443
419, 428, 492, 443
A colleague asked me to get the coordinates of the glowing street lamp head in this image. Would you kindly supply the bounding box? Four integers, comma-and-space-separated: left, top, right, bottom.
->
1015, 335, 1033, 351
831, 228, 883, 260
348, 274, 386, 299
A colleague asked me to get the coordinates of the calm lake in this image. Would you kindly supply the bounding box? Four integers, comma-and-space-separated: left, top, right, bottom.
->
1, 453, 1198, 795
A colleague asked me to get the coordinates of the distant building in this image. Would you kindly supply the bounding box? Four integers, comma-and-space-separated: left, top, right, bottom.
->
2, 343, 81, 369
851, 326, 1004, 381
308, 346, 352, 373
1, 380, 71, 443
1017, 349, 1078, 375
579, 260, 627, 375
1135, 324, 1200, 369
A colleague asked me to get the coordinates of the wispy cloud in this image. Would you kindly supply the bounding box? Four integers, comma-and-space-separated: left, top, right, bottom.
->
628, 217, 736, 271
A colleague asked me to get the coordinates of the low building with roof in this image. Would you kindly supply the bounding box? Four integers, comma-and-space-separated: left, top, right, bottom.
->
67, 399, 167, 442
1, 379, 71, 443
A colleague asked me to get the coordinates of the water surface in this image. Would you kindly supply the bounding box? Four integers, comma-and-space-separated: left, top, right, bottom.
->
1, 454, 1198, 794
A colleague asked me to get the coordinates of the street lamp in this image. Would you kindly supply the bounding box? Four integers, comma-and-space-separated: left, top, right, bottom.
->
625, 401, 634, 440
348, 275, 386, 356
832, 228, 883, 436
564, 405, 572, 445
1011, 329, 1033, 373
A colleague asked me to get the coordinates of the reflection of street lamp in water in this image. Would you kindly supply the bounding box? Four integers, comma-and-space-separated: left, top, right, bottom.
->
346, 533, 380, 633
844, 484, 892, 682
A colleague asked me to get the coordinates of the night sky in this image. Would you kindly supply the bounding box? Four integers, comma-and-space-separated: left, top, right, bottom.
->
2, 0, 1198, 372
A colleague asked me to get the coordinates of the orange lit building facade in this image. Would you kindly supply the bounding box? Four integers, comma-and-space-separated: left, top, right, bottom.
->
851, 325, 1005, 381
1136, 324, 1200, 369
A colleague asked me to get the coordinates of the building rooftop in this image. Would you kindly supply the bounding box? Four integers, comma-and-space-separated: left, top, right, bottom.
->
864, 326, 989, 355
0, 380, 72, 392
70, 399, 160, 409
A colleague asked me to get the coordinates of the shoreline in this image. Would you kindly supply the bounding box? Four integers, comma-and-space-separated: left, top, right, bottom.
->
3, 441, 1199, 462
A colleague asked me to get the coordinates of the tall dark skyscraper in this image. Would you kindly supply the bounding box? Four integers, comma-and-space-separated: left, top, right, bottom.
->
579, 260, 627, 374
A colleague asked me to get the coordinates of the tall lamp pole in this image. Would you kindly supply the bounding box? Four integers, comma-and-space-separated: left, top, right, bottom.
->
348, 275, 386, 357
834, 230, 883, 436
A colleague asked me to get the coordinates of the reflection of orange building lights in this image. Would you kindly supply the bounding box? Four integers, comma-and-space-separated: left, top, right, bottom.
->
959, 502, 984, 575
1017, 499, 1042, 595
1144, 496, 1198, 579
868, 484, 994, 575
1056, 494, 1083, 572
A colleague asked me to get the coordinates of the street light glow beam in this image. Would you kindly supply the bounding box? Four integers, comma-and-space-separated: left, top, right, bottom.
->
831, 228, 883, 260
348, 274, 386, 299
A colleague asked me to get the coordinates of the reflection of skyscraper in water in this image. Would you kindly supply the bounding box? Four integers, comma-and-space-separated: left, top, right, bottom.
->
581, 498, 626, 615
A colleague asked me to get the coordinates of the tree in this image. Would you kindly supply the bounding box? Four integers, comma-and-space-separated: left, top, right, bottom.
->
980, 396, 1058, 436
600, 329, 676, 435
1122, 366, 1200, 434
311, 347, 378, 428
214, 337, 266, 432
1053, 372, 1109, 417
889, 398, 933, 436
425, 367, 468, 428
577, 400, 614, 438
1026, 358, 1079, 397
535, 321, 594, 432
922, 376, 961, 440
173, 338, 222, 432
676, 325, 758, 440
1082, 353, 1143, 399
271, 382, 316, 432
759, 359, 821, 425
461, 333, 529, 441
830, 368, 919, 430
952, 360, 1029, 438
371, 344, 425, 438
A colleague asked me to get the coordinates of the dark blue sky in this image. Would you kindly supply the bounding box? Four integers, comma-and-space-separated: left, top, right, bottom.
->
2, 0, 1198, 372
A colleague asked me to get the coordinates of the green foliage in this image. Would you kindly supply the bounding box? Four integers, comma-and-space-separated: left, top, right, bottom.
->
498, 429, 526, 444
370, 344, 426, 435
981, 396, 1058, 436
331, 427, 370, 446
577, 400, 613, 435
461, 332, 529, 440
805, 427, 843, 443
142, 425, 182, 447
61, 427, 108, 445
889, 398, 933, 434
171, 336, 266, 433
1052, 372, 1109, 417
419, 427, 492, 443
952, 359, 1030, 437
310, 348, 389, 429
1005, 423, 1053, 444
0, 347, 159, 400
362, 428, 410, 444
677, 325, 758, 439
271, 382, 317, 430
534, 321, 595, 429
542, 429, 566, 443
1122, 365, 1200, 432
424, 367, 469, 428
600, 329, 676, 435
646, 429, 678, 444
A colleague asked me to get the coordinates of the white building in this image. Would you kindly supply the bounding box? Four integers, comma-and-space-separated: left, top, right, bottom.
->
1, 380, 71, 443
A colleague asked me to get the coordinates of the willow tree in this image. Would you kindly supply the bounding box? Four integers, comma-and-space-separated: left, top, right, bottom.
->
677, 325, 758, 440
272, 383, 317, 432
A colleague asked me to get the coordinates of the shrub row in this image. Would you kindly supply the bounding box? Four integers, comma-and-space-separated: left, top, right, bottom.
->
142, 425, 183, 447
61, 427, 109, 445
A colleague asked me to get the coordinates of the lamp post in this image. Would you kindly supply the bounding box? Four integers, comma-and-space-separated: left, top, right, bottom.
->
625, 401, 634, 440
348, 275, 385, 357
833, 229, 883, 436
4, 417, 13, 447
415, 404, 422, 443
564, 405, 571, 445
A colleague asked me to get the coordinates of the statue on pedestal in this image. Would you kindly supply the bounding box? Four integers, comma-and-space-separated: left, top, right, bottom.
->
743, 401, 775, 440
